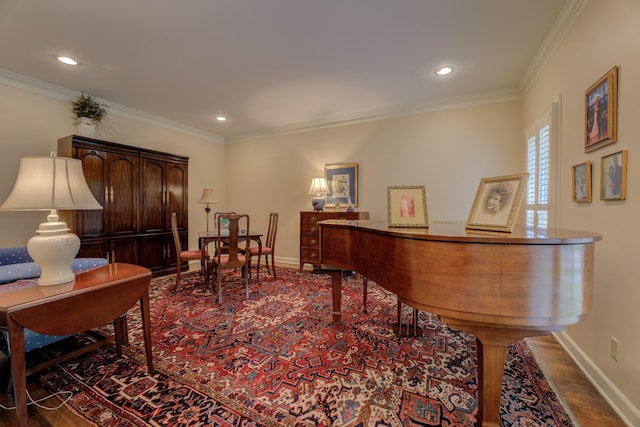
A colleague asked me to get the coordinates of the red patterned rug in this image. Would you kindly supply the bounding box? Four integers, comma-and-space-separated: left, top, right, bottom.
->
36, 268, 576, 426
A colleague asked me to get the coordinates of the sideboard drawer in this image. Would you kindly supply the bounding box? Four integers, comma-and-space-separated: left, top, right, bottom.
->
299, 211, 369, 270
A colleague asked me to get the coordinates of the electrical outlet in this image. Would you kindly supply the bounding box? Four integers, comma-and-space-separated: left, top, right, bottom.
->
610, 337, 620, 362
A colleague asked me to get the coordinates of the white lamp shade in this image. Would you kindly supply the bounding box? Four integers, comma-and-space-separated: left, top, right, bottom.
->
198, 188, 219, 204
0, 154, 101, 286
308, 177, 331, 195
0, 156, 102, 211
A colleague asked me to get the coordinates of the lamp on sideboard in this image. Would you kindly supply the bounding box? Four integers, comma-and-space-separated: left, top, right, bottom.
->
308, 177, 331, 211
198, 189, 219, 232
0, 153, 103, 286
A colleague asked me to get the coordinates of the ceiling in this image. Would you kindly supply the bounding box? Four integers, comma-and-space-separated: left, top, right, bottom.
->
0, 0, 578, 141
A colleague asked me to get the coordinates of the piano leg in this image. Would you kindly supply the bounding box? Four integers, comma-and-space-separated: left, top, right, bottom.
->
330, 270, 342, 322
445, 320, 551, 427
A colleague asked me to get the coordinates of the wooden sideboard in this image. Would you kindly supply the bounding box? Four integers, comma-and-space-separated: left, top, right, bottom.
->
58, 135, 189, 276
299, 211, 369, 270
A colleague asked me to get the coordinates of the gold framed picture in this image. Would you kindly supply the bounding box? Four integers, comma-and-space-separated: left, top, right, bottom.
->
466, 173, 528, 232
601, 150, 627, 200
572, 161, 592, 203
325, 163, 358, 207
585, 66, 618, 153
387, 185, 428, 228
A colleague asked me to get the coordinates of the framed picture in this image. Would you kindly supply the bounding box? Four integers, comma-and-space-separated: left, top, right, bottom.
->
325, 163, 358, 207
572, 161, 592, 203
601, 149, 627, 200
585, 66, 618, 152
466, 173, 528, 232
387, 185, 428, 227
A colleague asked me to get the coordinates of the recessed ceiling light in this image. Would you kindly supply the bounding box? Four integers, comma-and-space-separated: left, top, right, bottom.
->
435, 66, 454, 76
216, 116, 227, 122
57, 56, 78, 66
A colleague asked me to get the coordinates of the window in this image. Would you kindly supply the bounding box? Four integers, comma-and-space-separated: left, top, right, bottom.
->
525, 103, 558, 228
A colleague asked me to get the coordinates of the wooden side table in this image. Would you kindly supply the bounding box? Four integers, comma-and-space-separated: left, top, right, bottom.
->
0, 263, 153, 427
299, 211, 369, 270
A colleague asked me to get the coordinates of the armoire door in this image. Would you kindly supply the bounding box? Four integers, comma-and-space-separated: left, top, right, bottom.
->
108, 153, 139, 237
141, 157, 167, 234
166, 162, 188, 230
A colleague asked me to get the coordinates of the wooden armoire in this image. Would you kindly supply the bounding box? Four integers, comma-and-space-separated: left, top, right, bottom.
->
58, 135, 189, 276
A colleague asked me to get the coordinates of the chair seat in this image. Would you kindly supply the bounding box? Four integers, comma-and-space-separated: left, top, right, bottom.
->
181, 249, 204, 259
248, 246, 272, 255
213, 254, 247, 266
172, 211, 209, 289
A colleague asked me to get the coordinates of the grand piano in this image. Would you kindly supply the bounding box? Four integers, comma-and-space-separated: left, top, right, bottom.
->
319, 220, 601, 427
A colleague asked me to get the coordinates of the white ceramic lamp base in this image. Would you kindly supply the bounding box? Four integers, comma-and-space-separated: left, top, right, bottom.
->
27, 218, 80, 286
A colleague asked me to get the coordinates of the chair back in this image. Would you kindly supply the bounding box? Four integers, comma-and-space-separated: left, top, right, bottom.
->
171, 212, 182, 255
215, 214, 250, 265
265, 212, 278, 249
213, 211, 237, 231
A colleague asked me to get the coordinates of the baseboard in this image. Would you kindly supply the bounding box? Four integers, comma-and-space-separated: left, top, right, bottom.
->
188, 256, 300, 273
553, 331, 640, 426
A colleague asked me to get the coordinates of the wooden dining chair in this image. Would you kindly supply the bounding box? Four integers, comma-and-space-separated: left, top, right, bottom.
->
212, 211, 237, 255
248, 212, 278, 282
209, 213, 251, 304
171, 212, 209, 288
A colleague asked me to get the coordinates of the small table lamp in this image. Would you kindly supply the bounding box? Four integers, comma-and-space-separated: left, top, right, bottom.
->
0, 153, 103, 286
308, 177, 331, 211
198, 189, 219, 232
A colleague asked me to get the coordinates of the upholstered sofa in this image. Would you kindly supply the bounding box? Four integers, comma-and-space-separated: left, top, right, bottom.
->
0, 247, 107, 285
0, 247, 108, 361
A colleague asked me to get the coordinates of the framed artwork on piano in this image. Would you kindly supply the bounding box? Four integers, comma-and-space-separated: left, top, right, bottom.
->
466, 173, 528, 232
387, 185, 428, 227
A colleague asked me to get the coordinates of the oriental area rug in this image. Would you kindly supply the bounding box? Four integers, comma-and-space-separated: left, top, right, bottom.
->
34, 268, 576, 426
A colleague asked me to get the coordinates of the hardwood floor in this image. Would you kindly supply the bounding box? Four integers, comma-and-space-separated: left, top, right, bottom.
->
526, 335, 626, 426
0, 266, 627, 426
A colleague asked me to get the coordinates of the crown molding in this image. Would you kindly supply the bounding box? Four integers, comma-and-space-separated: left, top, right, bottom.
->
0, 68, 225, 144
519, 0, 589, 94
225, 87, 522, 143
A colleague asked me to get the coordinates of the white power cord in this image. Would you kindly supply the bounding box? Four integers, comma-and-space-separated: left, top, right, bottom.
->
0, 388, 73, 411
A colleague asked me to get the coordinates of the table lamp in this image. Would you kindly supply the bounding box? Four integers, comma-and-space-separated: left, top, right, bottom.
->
0, 153, 103, 286
308, 177, 331, 211
198, 188, 219, 232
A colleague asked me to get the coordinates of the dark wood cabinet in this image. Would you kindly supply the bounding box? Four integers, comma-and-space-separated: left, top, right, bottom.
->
299, 211, 369, 270
72, 146, 139, 239
141, 155, 188, 234
58, 135, 189, 276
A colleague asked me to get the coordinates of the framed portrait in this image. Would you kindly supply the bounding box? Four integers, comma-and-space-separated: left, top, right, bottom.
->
601, 149, 627, 200
387, 186, 428, 227
585, 66, 618, 152
325, 163, 358, 207
466, 173, 528, 232
572, 161, 592, 203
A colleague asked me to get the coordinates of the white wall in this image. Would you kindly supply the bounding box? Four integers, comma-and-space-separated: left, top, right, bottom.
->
0, 83, 226, 252
225, 100, 524, 264
522, 0, 640, 423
